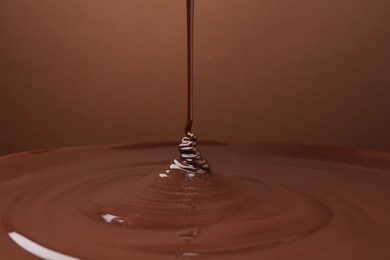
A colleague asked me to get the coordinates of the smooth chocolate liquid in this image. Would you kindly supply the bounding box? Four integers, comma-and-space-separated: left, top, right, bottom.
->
2, 144, 390, 259
2, 1, 390, 260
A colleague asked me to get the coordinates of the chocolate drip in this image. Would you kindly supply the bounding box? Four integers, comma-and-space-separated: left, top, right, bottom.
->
172, 0, 210, 174
185, 0, 194, 134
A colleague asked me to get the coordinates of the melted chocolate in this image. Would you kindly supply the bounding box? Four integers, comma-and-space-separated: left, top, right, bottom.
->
2, 1, 389, 259
1, 143, 390, 259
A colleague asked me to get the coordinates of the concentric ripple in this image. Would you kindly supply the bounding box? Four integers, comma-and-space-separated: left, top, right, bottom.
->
1, 143, 390, 259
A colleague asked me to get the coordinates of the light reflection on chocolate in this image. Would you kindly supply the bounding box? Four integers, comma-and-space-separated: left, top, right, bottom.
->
8, 232, 78, 260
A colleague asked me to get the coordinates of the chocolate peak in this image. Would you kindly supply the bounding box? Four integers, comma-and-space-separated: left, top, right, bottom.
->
168, 132, 211, 174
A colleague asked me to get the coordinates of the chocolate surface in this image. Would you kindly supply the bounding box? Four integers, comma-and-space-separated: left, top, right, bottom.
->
1, 142, 390, 259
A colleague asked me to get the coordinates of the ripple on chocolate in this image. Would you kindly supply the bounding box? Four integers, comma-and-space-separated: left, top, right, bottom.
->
1, 143, 390, 259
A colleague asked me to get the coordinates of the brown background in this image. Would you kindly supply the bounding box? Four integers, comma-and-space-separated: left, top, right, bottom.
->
1, 0, 390, 156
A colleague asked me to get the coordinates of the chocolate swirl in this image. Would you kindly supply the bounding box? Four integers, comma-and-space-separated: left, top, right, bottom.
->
167, 132, 211, 174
